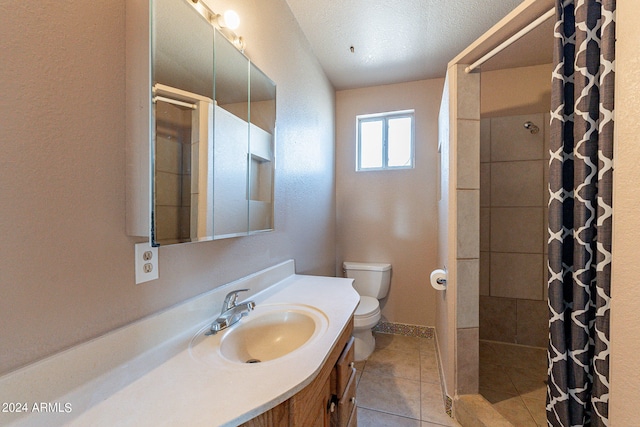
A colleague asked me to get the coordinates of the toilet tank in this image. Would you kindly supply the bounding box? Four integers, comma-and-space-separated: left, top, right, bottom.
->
343, 262, 391, 299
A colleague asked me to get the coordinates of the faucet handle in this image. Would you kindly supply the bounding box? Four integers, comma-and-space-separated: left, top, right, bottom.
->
222, 288, 250, 310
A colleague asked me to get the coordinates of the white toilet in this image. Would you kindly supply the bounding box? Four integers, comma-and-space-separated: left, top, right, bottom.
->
343, 261, 391, 361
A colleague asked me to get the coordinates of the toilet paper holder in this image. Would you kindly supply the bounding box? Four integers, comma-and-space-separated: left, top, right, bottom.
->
429, 268, 448, 290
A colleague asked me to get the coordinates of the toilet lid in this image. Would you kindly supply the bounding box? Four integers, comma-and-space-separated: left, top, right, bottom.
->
355, 296, 379, 317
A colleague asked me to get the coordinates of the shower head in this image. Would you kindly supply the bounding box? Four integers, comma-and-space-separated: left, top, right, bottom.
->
523, 121, 540, 134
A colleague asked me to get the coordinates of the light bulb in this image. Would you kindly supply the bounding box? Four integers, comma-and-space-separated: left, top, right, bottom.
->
223, 10, 240, 30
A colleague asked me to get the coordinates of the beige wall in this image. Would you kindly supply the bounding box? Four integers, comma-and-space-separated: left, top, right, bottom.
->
336, 79, 444, 327
0, 0, 336, 375
610, 2, 640, 424
480, 63, 553, 117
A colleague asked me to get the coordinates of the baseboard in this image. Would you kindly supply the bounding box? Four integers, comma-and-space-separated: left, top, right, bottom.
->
373, 321, 434, 338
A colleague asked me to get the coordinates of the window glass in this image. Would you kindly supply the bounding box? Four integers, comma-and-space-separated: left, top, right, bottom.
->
387, 117, 413, 167
359, 120, 383, 169
356, 111, 414, 171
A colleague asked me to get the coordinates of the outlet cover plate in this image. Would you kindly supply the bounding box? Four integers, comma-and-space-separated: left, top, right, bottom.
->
135, 242, 158, 284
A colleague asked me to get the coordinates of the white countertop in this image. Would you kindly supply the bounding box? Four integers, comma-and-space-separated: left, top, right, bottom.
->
63, 273, 358, 426
65, 274, 358, 427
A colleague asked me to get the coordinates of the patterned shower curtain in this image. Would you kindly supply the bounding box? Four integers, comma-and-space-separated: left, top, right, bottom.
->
547, 0, 615, 426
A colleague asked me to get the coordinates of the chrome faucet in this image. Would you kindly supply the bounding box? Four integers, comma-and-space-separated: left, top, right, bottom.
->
206, 289, 255, 335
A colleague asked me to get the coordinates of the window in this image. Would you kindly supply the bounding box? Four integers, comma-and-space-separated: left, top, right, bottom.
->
356, 110, 415, 171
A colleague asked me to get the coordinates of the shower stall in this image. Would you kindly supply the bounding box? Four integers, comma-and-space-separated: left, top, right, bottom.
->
478, 112, 550, 425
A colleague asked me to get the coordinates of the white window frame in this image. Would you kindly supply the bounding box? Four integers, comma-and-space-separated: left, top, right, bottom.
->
356, 110, 415, 171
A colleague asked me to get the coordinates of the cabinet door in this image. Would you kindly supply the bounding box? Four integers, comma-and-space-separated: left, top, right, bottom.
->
290, 373, 332, 426
313, 376, 332, 427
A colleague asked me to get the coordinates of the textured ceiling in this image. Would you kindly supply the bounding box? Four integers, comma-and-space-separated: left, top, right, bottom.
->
284, 0, 554, 90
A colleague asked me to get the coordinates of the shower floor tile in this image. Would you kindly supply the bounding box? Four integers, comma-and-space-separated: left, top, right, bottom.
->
479, 340, 547, 426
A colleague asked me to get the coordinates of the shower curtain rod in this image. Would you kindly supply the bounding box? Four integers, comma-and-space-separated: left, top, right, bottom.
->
465, 7, 555, 73
152, 96, 197, 110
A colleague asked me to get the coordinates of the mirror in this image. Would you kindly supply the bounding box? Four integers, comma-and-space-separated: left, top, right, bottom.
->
151, 0, 275, 245
212, 29, 249, 238
248, 63, 276, 233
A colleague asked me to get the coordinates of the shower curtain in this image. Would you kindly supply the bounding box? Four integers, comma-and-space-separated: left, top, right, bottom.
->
547, 0, 615, 426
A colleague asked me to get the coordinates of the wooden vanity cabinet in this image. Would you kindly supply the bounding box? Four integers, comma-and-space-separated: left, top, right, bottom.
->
330, 336, 356, 427
241, 318, 356, 427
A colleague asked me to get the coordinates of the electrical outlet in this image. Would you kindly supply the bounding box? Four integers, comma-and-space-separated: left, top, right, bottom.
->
135, 242, 158, 284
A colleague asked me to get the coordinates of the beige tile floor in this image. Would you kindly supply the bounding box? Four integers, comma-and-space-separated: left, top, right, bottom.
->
479, 340, 548, 426
355, 332, 461, 427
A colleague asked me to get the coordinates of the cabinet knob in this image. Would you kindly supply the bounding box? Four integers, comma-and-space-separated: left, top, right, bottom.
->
327, 394, 338, 413
350, 397, 356, 406
349, 362, 355, 369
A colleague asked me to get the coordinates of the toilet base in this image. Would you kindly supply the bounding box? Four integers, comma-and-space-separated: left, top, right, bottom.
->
353, 327, 376, 361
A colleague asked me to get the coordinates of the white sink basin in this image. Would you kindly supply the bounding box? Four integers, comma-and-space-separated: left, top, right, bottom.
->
190, 304, 329, 365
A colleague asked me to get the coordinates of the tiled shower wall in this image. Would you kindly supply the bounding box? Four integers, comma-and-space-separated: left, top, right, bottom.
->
479, 113, 550, 348
155, 103, 193, 244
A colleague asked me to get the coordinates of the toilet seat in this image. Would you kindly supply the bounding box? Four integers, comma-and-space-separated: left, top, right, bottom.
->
354, 296, 381, 330
355, 296, 379, 317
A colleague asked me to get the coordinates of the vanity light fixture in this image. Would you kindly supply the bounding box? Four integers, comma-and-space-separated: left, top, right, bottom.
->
214, 10, 245, 51
221, 10, 240, 30
189, 0, 246, 52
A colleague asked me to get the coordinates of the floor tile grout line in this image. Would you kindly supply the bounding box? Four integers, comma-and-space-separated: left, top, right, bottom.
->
358, 406, 460, 427
518, 392, 545, 426
357, 406, 421, 422
419, 379, 423, 423
361, 370, 422, 384
514, 394, 538, 425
